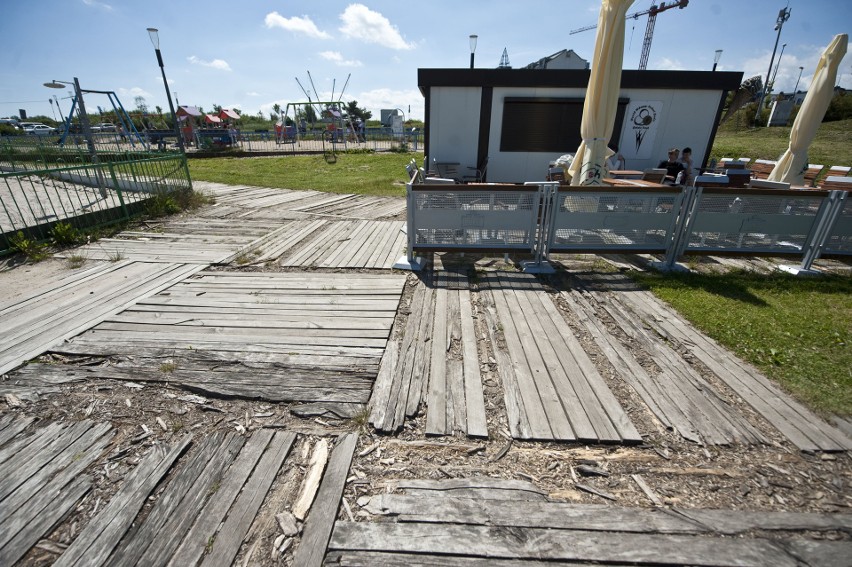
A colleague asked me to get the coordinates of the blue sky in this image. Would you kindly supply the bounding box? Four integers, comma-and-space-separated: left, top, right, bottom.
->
1, 0, 850, 122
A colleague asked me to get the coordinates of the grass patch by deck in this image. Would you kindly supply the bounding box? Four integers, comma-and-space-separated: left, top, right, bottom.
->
188, 153, 412, 197
630, 269, 851, 417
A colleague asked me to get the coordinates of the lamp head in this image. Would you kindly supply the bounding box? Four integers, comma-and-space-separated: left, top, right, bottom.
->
147, 27, 159, 49
469, 34, 478, 54
714, 49, 723, 64
44, 81, 65, 89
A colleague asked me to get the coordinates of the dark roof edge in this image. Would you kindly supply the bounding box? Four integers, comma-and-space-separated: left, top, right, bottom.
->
418, 68, 744, 93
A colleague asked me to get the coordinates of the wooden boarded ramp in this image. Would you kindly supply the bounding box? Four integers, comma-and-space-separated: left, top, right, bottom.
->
281, 220, 406, 269
616, 287, 852, 453
561, 288, 766, 446
327, 480, 852, 566
0, 260, 204, 376
48, 271, 406, 406
369, 271, 487, 438
192, 181, 405, 220
481, 271, 642, 444
0, 419, 114, 566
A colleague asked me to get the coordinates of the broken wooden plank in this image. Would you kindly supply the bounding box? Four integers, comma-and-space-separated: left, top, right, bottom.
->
54, 434, 192, 567
292, 432, 358, 567
293, 439, 330, 520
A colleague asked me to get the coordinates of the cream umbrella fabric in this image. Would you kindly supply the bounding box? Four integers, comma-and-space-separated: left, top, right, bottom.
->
768, 34, 848, 185
567, 0, 634, 185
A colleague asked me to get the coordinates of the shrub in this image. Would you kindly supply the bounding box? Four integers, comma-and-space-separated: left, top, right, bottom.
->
9, 231, 49, 261
50, 221, 83, 246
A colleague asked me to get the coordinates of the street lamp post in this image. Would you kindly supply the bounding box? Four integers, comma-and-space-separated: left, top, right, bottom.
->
146, 27, 185, 153
469, 34, 478, 69
770, 42, 787, 95
793, 65, 804, 97
754, 6, 791, 125
712, 49, 723, 71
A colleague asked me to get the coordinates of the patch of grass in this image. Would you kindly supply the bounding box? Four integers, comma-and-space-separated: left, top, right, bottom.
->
712, 117, 852, 167
66, 254, 87, 269
159, 362, 177, 373
145, 192, 182, 217
188, 154, 412, 197
630, 269, 852, 416
9, 231, 50, 261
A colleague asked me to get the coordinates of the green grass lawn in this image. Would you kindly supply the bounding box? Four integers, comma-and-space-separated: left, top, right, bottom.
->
188, 153, 412, 197
712, 117, 852, 167
631, 269, 851, 416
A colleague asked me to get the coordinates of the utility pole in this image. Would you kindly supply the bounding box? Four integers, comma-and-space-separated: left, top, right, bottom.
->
754, 5, 791, 125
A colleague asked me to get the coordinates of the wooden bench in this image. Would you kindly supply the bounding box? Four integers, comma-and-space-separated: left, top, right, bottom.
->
749, 159, 777, 180
818, 166, 851, 187
803, 164, 825, 187
819, 175, 852, 191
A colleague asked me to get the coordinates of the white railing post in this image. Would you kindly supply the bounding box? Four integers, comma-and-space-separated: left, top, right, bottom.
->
392, 182, 424, 271
788, 190, 847, 274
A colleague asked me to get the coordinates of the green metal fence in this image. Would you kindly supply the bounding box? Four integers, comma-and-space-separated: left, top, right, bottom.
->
1, 152, 191, 255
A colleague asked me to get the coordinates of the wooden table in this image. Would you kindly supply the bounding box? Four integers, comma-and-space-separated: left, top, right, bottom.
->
608, 170, 644, 180
602, 178, 668, 188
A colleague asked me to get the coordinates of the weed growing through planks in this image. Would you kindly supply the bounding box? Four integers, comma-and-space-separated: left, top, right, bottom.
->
159, 362, 177, 373
106, 248, 126, 262
50, 221, 84, 246
351, 407, 371, 431
66, 254, 87, 269
9, 231, 49, 261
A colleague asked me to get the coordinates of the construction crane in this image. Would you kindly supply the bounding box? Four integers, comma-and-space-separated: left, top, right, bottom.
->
569, 0, 689, 70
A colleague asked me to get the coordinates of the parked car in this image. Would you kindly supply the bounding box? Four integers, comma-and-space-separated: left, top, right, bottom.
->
0, 118, 20, 129
91, 123, 117, 132
26, 124, 57, 135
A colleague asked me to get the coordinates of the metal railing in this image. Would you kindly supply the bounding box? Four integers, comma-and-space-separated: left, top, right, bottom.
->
396, 181, 852, 273
1, 153, 191, 254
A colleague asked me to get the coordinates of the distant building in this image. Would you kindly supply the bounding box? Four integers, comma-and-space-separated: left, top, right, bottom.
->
524, 49, 589, 70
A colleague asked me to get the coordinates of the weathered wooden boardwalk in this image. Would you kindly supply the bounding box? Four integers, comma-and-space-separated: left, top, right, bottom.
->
329, 477, 852, 566
0, 417, 356, 567
0, 260, 203, 376
370, 271, 488, 438
280, 220, 406, 269
193, 181, 405, 220
481, 271, 642, 444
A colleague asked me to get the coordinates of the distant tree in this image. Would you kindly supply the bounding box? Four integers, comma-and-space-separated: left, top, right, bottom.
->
720, 76, 762, 125
272, 103, 281, 117
824, 91, 852, 122
345, 100, 372, 121
155, 105, 163, 116
212, 104, 223, 115
303, 104, 317, 124
134, 96, 148, 114
269, 112, 278, 121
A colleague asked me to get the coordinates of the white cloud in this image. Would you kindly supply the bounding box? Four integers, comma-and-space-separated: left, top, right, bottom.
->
187, 55, 232, 71
246, 92, 261, 97
355, 87, 423, 120
82, 0, 113, 11
338, 4, 413, 50
319, 50, 363, 67
654, 57, 685, 71
265, 12, 330, 39
118, 87, 153, 99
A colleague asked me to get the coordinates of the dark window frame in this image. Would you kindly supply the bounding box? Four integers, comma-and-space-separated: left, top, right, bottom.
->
499, 96, 629, 153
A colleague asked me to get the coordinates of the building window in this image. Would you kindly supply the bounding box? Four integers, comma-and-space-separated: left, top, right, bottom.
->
500, 97, 628, 152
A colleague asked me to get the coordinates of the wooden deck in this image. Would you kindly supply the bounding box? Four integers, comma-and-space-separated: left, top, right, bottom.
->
280, 220, 406, 269
193, 181, 405, 220
0, 417, 356, 567
43, 271, 407, 408
0, 260, 204, 376
482, 271, 642, 444
329, 477, 852, 566
370, 271, 488, 437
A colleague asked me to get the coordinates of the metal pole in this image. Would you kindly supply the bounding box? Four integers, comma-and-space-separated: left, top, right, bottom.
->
73, 77, 107, 197
754, 6, 791, 125
154, 48, 185, 154
793, 66, 804, 97
770, 43, 787, 92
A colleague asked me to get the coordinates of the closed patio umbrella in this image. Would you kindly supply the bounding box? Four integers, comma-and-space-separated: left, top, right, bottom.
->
768, 34, 848, 185
567, 0, 634, 185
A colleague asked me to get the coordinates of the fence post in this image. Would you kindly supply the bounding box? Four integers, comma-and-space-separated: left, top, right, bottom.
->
107, 162, 129, 220
392, 182, 423, 271
785, 189, 847, 274
660, 185, 699, 271
520, 181, 557, 274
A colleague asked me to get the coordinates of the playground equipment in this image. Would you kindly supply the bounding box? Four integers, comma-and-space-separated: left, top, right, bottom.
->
57, 89, 146, 148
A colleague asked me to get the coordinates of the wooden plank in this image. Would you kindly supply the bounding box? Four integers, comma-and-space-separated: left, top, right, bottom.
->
293, 432, 358, 567
445, 287, 467, 434
394, 478, 548, 501
368, 340, 400, 430
479, 286, 530, 439
200, 430, 296, 567
0, 475, 91, 567
406, 279, 435, 418
109, 431, 245, 567
0, 422, 65, 482
425, 286, 449, 435
293, 439, 330, 520
55, 435, 192, 567
0, 416, 35, 449
322, 551, 598, 567
327, 522, 800, 566
459, 287, 487, 438
167, 430, 274, 566
483, 273, 552, 439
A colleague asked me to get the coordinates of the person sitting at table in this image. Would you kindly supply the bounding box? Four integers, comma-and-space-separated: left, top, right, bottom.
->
679, 146, 694, 185
658, 148, 686, 184
605, 145, 626, 172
